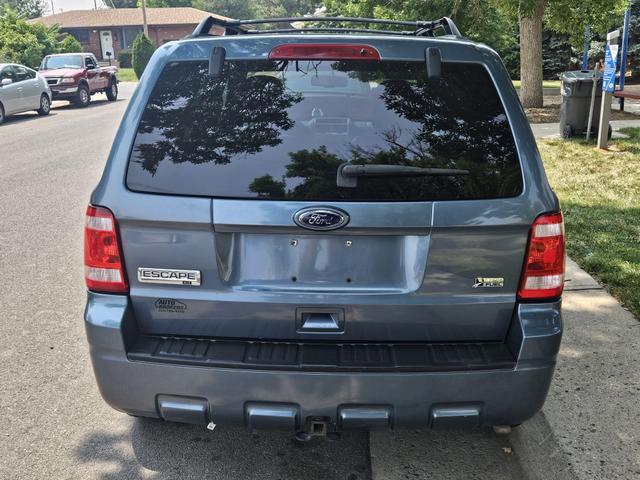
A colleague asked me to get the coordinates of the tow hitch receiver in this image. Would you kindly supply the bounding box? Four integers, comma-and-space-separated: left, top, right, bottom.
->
295, 417, 330, 442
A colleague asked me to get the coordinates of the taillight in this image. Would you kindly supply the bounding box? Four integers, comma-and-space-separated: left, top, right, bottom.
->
517, 212, 565, 301
268, 44, 381, 61
84, 205, 128, 293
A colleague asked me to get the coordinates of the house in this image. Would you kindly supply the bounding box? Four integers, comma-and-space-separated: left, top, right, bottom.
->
29, 8, 226, 63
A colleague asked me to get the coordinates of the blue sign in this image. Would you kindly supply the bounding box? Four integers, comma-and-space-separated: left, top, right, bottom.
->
602, 44, 619, 93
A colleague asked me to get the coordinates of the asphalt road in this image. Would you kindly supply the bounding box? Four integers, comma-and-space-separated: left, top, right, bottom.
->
0, 84, 372, 480
2, 83, 632, 480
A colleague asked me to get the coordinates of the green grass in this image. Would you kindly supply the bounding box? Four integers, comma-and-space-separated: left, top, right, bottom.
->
539, 128, 640, 318
118, 68, 137, 82
512, 80, 561, 90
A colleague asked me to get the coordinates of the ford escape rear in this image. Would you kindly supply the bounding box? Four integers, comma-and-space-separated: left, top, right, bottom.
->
84, 16, 564, 434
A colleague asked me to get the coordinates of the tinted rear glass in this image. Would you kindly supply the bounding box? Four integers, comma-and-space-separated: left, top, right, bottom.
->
127, 59, 522, 200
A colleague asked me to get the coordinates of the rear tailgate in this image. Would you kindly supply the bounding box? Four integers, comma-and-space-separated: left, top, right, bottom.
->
117, 36, 538, 343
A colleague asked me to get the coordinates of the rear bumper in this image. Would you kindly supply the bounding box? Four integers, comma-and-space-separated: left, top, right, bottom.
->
85, 292, 562, 430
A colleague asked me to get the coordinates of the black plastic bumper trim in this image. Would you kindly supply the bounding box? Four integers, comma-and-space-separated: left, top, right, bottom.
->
127, 336, 516, 373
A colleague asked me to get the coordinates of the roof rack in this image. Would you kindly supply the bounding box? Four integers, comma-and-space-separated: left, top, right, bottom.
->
189, 16, 462, 39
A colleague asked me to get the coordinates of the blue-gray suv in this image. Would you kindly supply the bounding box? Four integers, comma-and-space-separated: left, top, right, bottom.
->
84, 16, 564, 437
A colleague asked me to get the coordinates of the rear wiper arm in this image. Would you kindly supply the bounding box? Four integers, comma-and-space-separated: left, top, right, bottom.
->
337, 163, 469, 188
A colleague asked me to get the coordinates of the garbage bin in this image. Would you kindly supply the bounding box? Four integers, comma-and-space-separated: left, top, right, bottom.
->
559, 70, 603, 138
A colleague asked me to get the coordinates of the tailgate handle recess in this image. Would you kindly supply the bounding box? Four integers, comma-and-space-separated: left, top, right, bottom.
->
297, 308, 345, 333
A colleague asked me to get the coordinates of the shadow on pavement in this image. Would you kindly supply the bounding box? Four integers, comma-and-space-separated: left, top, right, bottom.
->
369, 413, 577, 480
1, 110, 59, 125
52, 96, 126, 111
2, 95, 127, 126
370, 427, 526, 480
75, 418, 371, 480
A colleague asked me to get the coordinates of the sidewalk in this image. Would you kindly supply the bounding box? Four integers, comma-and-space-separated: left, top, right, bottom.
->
541, 258, 640, 480
531, 119, 640, 138
369, 259, 640, 480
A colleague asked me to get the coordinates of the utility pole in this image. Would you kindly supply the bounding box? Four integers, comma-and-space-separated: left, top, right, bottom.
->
50, 0, 54, 14
141, 0, 149, 37
93, 0, 97, 9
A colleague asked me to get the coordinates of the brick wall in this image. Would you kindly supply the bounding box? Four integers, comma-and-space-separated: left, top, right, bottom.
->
149, 24, 192, 45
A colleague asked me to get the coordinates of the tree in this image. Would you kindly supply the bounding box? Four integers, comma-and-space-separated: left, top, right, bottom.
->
323, 0, 515, 63
58, 34, 82, 53
628, 2, 640, 79
254, 0, 319, 17
542, 31, 572, 79
192, 0, 319, 18
132, 33, 155, 79
0, 10, 68, 67
325, 0, 626, 107
107, 0, 138, 7
517, 0, 546, 108
191, 0, 256, 19
145, 0, 191, 7
494, 0, 627, 107
0, 0, 45, 19
546, 0, 629, 47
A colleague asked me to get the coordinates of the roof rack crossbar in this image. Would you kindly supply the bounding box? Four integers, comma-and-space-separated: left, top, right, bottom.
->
242, 27, 418, 36
234, 16, 432, 28
189, 16, 461, 38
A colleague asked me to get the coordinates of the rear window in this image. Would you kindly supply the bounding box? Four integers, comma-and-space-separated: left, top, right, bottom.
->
127, 59, 522, 201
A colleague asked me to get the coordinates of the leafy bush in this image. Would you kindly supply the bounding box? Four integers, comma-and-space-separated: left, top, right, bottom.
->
58, 34, 82, 53
118, 48, 132, 68
132, 33, 154, 79
0, 26, 43, 67
0, 10, 82, 68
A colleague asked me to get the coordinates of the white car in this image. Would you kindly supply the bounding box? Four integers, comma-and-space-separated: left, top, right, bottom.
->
0, 63, 52, 125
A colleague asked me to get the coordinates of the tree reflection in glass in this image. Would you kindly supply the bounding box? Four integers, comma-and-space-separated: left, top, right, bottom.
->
128, 58, 522, 201
132, 60, 302, 175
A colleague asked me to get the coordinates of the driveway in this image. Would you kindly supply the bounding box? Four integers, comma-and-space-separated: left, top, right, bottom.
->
0, 84, 637, 479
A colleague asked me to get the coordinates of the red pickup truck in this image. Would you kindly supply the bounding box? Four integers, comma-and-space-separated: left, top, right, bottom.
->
39, 53, 118, 107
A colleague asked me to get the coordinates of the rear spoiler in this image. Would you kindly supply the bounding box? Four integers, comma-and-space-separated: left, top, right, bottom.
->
201, 17, 450, 79
208, 43, 441, 81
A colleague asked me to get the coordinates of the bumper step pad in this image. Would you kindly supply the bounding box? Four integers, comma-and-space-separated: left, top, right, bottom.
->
128, 336, 515, 372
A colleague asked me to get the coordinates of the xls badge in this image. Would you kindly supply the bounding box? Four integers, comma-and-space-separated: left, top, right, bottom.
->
473, 277, 505, 288
138, 268, 201, 286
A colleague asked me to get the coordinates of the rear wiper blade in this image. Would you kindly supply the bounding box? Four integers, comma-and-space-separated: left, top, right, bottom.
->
337, 163, 469, 188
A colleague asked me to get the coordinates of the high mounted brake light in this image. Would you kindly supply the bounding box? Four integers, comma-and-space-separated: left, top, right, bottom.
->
268, 44, 381, 61
517, 212, 565, 301
84, 205, 128, 293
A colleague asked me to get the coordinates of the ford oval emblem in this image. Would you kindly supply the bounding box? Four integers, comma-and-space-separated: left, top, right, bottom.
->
293, 207, 350, 231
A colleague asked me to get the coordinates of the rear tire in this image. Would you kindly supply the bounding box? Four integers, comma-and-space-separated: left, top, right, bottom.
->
0, 103, 4, 125
106, 79, 118, 101
561, 124, 573, 139
75, 85, 90, 107
37, 94, 50, 115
